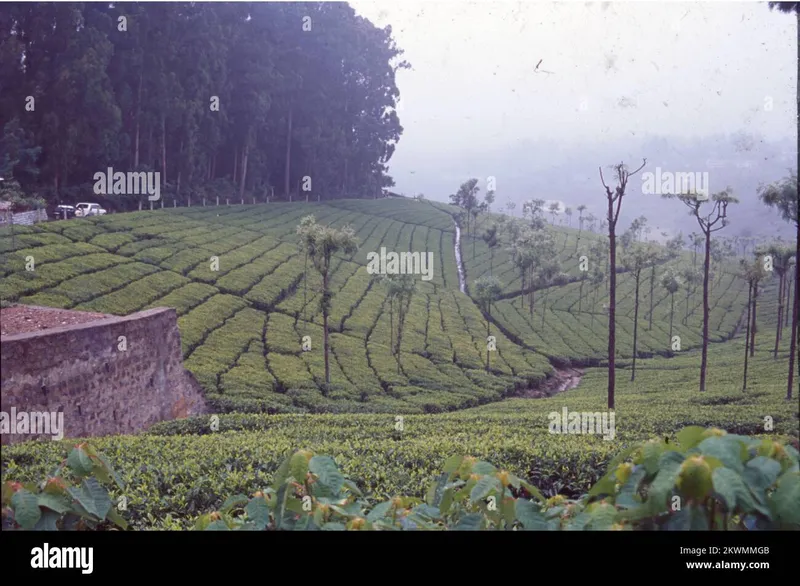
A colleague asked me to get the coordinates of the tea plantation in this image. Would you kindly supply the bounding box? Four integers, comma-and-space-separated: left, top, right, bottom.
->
1, 198, 797, 530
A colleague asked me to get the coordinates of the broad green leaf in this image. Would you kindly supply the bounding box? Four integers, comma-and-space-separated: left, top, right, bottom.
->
587, 504, 617, 530
616, 467, 647, 509
289, 451, 310, 484
11, 489, 42, 529
321, 522, 347, 531
646, 453, 684, 512
245, 497, 270, 530
712, 468, 757, 514
310, 456, 344, 498
205, 519, 230, 531
769, 471, 800, 528
440, 487, 455, 515
67, 477, 112, 521
37, 492, 71, 514
470, 476, 499, 502
565, 512, 592, 531
742, 457, 782, 492
33, 510, 60, 531
641, 441, 668, 475
271, 453, 292, 490
454, 513, 483, 530
443, 455, 465, 476
67, 447, 94, 477
698, 437, 745, 473
366, 501, 392, 522
220, 494, 249, 513
515, 499, 547, 530
472, 461, 497, 475
666, 503, 709, 530
676, 426, 707, 451
426, 473, 449, 507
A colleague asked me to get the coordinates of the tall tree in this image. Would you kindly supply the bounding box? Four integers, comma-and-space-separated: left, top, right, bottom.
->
620, 227, 661, 382
758, 169, 798, 400
599, 158, 647, 409
764, 243, 794, 358
740, 258, 768, 391
482, 223, 499, 275
474, 275, 502, 371
296, 215, 358, 385
661, 268, 681, 346
663, 188, 738, 392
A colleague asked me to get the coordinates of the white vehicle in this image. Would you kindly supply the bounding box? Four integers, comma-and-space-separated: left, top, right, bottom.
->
74, 202, 107, 217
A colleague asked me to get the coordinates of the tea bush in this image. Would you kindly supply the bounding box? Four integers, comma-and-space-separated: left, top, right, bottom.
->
4, 427, 796, 531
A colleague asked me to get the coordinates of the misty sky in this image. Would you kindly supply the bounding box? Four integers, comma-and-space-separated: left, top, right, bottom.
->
351, 1, 798, 198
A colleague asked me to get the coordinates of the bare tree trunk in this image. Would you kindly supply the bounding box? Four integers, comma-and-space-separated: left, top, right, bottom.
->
699, 230, 711, 392
284, 106, 293, 197
608, 198, 617, 408
631, 270, 640, 382
750, 282, 758, 358
785, 274, 793, 328
240, 137, 250, 201
233, 148, 239, 185
788, 222, 799, 400
134, 70, 143, 168
176, 140, 183, 197
323, 270, 330, 385
669, 292, 674, 344
389, 297, 394, 355
541, 288, 548, 330
775, 272, 784, 358
743, 281, 752, 391
160, 115, 167, 187
486, 304, 491, 371
648, 265, 655, 330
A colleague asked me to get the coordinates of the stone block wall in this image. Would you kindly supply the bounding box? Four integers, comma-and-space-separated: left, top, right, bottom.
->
1, 307, 207, 444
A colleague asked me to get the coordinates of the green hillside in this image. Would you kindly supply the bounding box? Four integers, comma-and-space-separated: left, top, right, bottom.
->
1, 198, 797, 530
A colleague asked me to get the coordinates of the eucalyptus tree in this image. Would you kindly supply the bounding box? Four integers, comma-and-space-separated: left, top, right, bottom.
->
296, 216, 358, 384
663, 188, 738, 392
740, 258, 768, 391
484, 189, 496, 213
661, 268, 682, 345
474, 275, 503, 371
482, 224, 500, 275
620, 227, 661, 381
599, 158, 647, 408
382, 274, 416, 372
565, 207, 573, 227
759, 169, 798, 400
548, 201, 560, 225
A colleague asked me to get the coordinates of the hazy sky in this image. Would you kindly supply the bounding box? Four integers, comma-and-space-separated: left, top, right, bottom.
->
351, 1, 797, 196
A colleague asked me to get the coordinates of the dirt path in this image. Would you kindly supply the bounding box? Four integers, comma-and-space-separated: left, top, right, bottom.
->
518, 366, 584, 398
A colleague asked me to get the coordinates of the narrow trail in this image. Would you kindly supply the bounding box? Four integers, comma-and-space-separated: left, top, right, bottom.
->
453, 221, 466, 293
451, 216, 583, 398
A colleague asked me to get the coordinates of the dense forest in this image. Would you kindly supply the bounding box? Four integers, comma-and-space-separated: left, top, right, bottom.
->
0, 2, 407, 209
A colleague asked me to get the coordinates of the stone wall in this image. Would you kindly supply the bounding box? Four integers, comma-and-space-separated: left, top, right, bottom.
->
0, 208, 48, 226
1, 307, 207, 444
